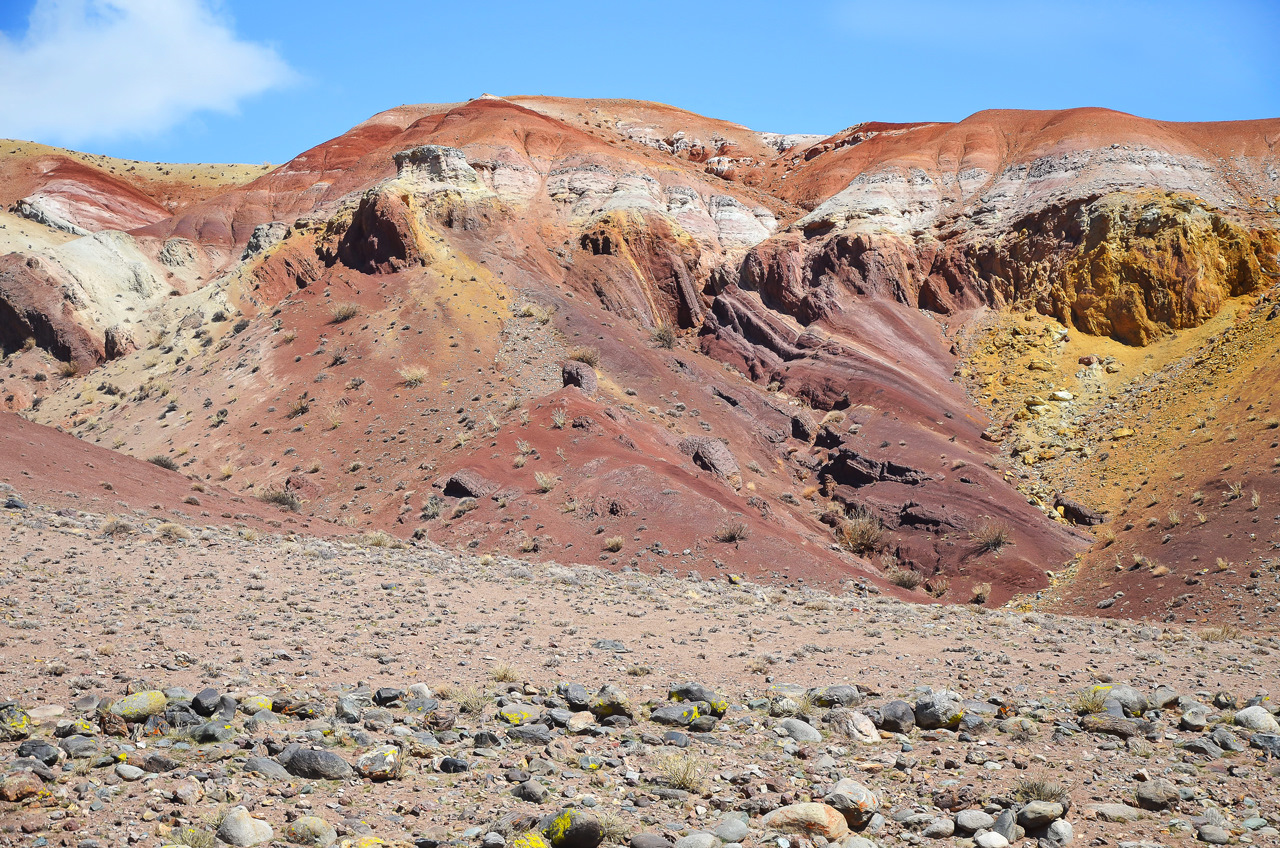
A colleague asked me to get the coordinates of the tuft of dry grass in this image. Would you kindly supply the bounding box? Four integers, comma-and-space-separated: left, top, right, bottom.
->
1071, 687, 1108, 715
329, 302, 359, 323
169, 826, 217, 848
287, 395, 310, 418
836, 508, 882, 555
886, 566, 922, 590
652, 323, 677, 349
446, 684, 490, 714
1013, 774, 1069, 804
148, 454, 179, 471
489, 662, 521, 683
970, 522, 1012, 554
970, 581, 992, 604
568, 346, 600, 368
156, 522, 192, 541
398, 366, 428, 388
357, 530, 405, 549
258, 487, 301, 512
534, 471, 558, 493
514, 302, 554, 324
925, 575, 950, 599
550, 407, 568, 429
101, 517, 136, 537
655, 752, 705, 792
1201, 623, 1242, 643
603, 536, 624, 552
713, 520, 750, 543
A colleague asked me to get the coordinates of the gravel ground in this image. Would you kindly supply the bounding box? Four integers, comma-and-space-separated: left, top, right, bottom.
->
0, 493, 1278, 848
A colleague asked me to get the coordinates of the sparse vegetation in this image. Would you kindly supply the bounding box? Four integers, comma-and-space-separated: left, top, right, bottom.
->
156, 522, 192, 541
258, 487, 301, 512
148, 455, 179, 471
329, 302, 359, 323
551, 407, 568, 429
1013, 774, 1069, 804
358, 530, 405, 549
568, 346, 600, 367
970, 581, 992, 604
398, 366, 428, 388
534, 472, 558, 493
655, 752, 705, 792
886, 566, 923, 590
287, 395, 310, 418
101, 517, 136, 536
603, 536, 624, 552
970, 522, 1012, 555
1071, 687, 1109, 715
713, 519, 750, 543
1201, 623, 1242, 642
445, 684, 489, 714
513, 302, 553, 324
925, 575, 950, 599
652, 323, 677, 349
169, 826, 218, 848
837, 507, 882, 555
489, 662, 520, 683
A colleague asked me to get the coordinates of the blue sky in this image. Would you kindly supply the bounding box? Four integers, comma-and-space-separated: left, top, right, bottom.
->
1, 0, 1277, 165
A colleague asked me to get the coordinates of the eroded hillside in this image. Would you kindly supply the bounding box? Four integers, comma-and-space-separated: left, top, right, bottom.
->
2, 98, 1278, 616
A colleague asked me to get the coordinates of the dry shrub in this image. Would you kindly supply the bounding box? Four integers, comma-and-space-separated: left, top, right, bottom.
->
489, 662, 520, 683
1201, 623, 1241, 643
568, 346, 600, 367
971, 582, 992, 604
1013, 774, 1069, 804
655, 752, 705, 792
971, 523, 1012, 554
258, 487, 301, 512
1071, 688, 1108, 715
157, 522, 192, 541
329, 302, 359, 323
148, 455, 179, 471
398, 366, 428, 388
714, 520, 750, 543
652, 323, 677, 349
443, 684, 490, 714
886, 566, 922, 590
836, 508, 882, 555
101, 517, 136, 537
925, 575, 950, 599
603, 536, 624, 552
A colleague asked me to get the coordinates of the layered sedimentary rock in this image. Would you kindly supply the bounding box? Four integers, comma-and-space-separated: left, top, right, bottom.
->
2, 98, 1276, 607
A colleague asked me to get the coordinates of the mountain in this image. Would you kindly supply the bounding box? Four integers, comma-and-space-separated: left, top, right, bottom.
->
2, 96, 1277, 620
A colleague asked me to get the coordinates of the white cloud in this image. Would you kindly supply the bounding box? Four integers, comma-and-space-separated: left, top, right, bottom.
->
0, 0, 296, 145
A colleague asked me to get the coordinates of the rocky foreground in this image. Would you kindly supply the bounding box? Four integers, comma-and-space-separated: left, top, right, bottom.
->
0, 486, 1278, 848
